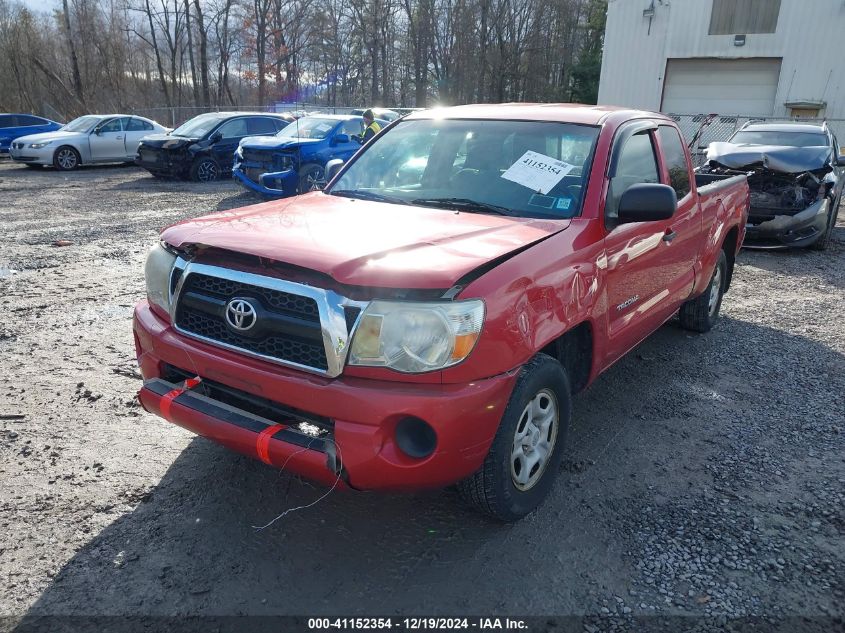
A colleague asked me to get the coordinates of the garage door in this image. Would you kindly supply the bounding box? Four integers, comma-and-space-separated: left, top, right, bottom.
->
661, 58, 782, 116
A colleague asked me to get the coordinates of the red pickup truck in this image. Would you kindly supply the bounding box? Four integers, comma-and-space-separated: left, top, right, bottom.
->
134, 104, 749, 521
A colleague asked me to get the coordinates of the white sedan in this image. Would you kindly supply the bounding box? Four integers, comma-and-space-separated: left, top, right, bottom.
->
9, 114, 169, 170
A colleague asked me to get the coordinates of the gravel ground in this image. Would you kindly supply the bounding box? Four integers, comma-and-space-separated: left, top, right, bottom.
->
0, 161, 843, 632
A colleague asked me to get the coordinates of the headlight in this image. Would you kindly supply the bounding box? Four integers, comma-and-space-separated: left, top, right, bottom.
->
145, 242, 178, 316
349, 300, 484, 373
29, 141, 52, 149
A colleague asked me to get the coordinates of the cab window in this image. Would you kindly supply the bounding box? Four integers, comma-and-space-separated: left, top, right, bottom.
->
217, 119, 248, 139
126, 118, 154, 131
657, 125, 691, 199
97, 118, 124, 134
607, 131, 660, 220
247, 118, 277, 135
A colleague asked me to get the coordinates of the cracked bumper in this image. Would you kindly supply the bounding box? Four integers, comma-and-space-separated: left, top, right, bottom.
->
744, 198, 830, 249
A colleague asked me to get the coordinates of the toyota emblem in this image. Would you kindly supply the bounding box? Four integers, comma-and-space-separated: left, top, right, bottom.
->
225, 298, 257, 331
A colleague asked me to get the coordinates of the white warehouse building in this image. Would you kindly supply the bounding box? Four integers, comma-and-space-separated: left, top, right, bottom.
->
598, 0, 845, 120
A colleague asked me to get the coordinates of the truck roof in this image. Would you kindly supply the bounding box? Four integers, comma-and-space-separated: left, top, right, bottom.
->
405, 103, 671, 126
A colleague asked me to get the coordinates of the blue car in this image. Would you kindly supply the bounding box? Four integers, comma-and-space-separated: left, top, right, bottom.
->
0, 114, 63, 154
233, 115, 385, 197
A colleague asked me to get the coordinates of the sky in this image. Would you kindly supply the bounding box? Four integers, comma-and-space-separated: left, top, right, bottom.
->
21, 0, 59, 12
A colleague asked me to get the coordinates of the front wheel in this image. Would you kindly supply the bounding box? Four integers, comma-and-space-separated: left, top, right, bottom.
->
457, 354, 571, 522
53, 146, 80, 171
297, 163, 326, 193
190, 157, 221, 182
679, 249, 727, 333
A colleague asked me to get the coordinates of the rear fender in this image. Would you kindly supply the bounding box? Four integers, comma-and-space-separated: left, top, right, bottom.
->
694, 189, 745, 297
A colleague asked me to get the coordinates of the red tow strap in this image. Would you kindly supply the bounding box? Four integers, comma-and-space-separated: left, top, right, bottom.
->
159, 376, 202, 421
255, 424, 288, 465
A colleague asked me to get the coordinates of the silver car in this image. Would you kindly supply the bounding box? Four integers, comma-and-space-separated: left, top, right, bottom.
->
9, 114, 169, 170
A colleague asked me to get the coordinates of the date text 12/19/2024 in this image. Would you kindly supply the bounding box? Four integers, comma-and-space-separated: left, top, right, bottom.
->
308, 618, 528, 630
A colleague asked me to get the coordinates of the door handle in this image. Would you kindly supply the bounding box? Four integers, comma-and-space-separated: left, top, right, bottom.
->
116, 135, 123, 140
662, 229, 677, 243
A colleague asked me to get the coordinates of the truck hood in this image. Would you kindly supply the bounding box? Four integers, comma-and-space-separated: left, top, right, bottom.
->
161, 192, 569, 289
14, 130, 85, 145
239, 136, 322, 150
707, 142, 832, 173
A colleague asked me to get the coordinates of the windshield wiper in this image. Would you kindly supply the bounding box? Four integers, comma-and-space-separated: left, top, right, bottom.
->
330, 189, 409, 205
410, 197, 515, 216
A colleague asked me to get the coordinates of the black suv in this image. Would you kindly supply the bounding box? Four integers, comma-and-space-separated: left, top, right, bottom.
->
136, 112, 295, 181
703, 121, 844, 250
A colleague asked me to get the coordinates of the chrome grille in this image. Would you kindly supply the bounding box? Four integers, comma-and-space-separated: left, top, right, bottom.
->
171, 264, 364, 377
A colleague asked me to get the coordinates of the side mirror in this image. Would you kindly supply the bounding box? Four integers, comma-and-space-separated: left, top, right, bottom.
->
209, 131, 223, 143
93, 127, 103, 136
617, 183, 677, 224
332, 134, 350, 145
325, 158, 345, 181
836, 154, 845, 167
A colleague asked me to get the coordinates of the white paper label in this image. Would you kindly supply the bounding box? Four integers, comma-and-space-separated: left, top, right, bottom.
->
501, 150, 575, 195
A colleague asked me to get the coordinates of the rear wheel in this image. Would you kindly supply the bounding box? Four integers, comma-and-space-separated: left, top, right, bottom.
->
190, 157, 221, 182
297, 163, 326, 193
53, 146, 80, 171
679, 249, 727, 333
457, 354, 571, 522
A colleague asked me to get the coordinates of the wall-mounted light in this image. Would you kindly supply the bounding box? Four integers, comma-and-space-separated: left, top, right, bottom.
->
643, 1, 656, 35
734, 34, 746, 46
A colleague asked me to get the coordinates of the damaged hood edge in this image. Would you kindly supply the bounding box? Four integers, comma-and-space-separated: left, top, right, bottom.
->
707, 142, 832, 173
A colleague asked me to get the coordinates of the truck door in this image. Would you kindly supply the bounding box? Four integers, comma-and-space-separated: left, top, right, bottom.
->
602, 124, 690, 363
89, 117, 127, 161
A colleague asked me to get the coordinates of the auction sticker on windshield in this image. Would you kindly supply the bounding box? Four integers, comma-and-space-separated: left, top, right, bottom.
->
501, 150, 575, 194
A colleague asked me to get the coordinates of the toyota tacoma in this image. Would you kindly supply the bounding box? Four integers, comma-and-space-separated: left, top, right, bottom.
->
134, 104, 749, 521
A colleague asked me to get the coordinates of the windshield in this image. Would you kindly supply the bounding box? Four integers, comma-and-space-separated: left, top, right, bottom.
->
62, 116, 102, 133
731, 130, 828, 148
277, 117, 340, 140
327, 119, 600, 218
171, 113, 224, 138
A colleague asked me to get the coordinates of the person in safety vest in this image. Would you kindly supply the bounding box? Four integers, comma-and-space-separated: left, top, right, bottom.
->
360, 109, 381, 144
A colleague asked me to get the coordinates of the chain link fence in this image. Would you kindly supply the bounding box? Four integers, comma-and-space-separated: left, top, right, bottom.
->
668, 114, 845, 167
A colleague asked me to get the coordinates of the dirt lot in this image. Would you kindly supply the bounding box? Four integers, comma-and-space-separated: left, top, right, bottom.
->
0, 161, 843, 630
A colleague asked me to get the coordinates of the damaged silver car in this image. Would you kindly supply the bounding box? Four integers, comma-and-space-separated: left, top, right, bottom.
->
698, 122, 844, 250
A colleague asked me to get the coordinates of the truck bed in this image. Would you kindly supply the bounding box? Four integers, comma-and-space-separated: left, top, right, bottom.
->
695, 172, 747, 194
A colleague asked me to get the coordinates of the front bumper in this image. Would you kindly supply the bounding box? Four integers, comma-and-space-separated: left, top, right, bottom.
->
135, 147, 188, 177
743, 198, 830, 249
232, 160, 298, 198
134, 301, 516, 490
9, 145, 54, 165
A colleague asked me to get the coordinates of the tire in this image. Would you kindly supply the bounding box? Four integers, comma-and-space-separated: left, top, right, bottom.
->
53, 146, 80, 171
809, 195, 838, 251
457, 353, 571, 522
190, 157, 221, 182
297, 163, 326, 193
679, 249, 727, 333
